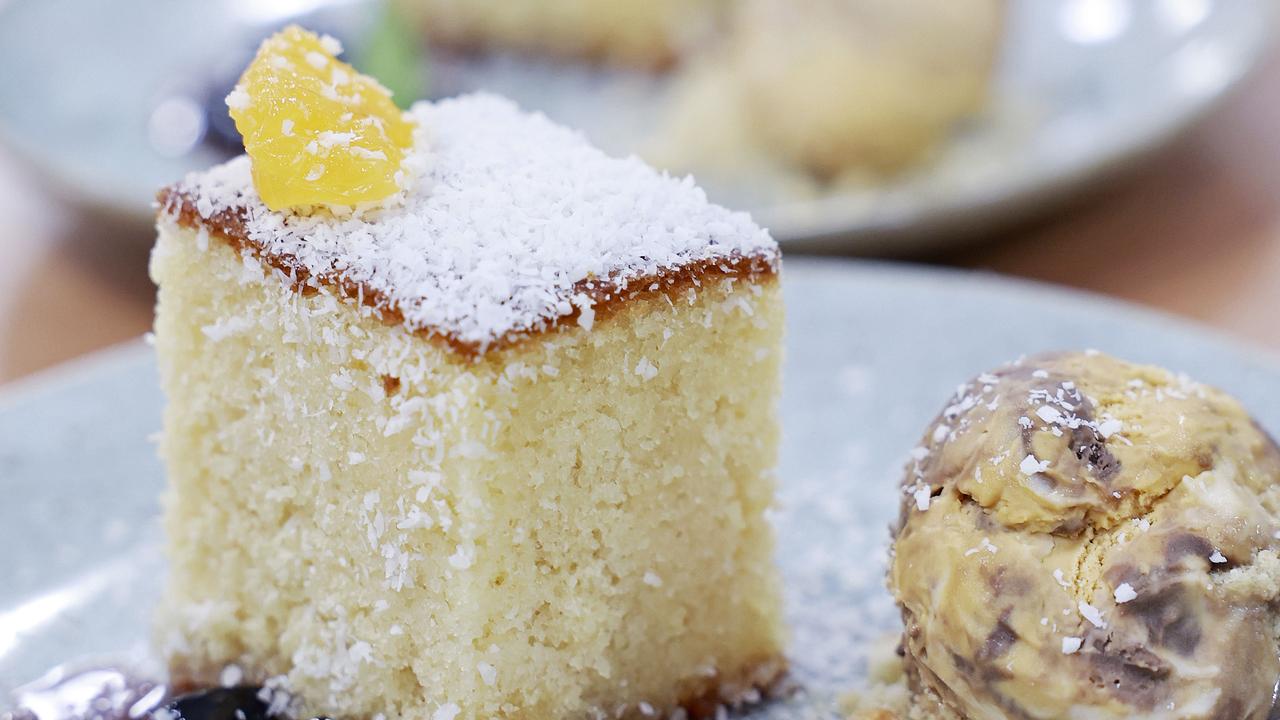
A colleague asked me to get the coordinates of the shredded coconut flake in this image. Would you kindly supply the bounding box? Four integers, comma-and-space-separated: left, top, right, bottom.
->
319, 34, 343, 55
1062, 637, 1083, 654
350, 145, 387, 161
1020, 454, 1050, 475
1114, 583, 1137, 603
432, 704, 460, 720
634, 357, 658, 381
1034, 405, 1063, 424
317, 130, 357, 148
167, 95, 775, 352
201, 316, 254, 341
1210, 550, 1227, 564
913, 486, 931, 512
1078, 602, 1106, 628
1097, 417, 1123, 438
225, 87, 250, 111
219, 665, 244, 687
256, 677, 293, 717
448, 545, 474, 569
963, 537, 999, 558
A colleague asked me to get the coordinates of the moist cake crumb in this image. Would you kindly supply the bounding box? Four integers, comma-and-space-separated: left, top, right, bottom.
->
151, 92, 785, 720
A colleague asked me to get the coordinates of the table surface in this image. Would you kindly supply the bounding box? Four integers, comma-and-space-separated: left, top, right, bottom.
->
3, 43, 1279, 386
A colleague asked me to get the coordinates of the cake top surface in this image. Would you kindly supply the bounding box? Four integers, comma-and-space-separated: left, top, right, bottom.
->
164, 93, 777, 353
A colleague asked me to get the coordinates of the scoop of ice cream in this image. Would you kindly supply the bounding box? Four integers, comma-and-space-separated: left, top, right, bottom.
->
889, 351, 1280, 720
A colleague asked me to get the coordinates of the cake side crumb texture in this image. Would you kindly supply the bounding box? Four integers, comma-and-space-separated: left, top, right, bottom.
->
151, 91, 785, 720
161, 93, 776, 354
150, 221, 786, 719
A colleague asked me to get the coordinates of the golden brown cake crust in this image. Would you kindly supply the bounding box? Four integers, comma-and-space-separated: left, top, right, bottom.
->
159, 186, 779, 360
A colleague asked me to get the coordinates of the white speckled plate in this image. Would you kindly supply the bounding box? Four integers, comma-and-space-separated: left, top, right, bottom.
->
3, 260, 1280, 718
0, 0, 1273, 251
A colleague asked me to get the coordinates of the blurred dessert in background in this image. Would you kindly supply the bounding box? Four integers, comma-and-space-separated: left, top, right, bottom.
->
5, 0, 1270, 249
888, 351, 1280, 719
394, 0, 726, 68
653, 0, 1004, 187
396, 0, 1004, 191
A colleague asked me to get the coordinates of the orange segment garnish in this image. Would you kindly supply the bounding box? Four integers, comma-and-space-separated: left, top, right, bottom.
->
227, 25, 416, 211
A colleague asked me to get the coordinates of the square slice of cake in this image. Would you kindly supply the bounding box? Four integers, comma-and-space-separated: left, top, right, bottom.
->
151, 93, 785, 720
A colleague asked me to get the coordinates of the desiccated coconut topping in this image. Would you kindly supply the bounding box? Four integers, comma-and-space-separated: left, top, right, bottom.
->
162, 93, 778, 354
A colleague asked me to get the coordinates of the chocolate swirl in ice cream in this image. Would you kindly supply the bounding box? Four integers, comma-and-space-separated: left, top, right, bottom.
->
890, 351, 1280, 720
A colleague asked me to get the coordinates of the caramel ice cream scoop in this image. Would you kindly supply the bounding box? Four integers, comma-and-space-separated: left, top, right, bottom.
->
889, 351, 1280, 719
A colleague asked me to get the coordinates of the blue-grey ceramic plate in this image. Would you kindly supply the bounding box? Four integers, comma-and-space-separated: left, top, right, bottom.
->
0, 0, 1272, 250
2, 261, 1280, 717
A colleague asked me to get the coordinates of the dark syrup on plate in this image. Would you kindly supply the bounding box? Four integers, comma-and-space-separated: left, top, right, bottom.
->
1, 666, 313, 720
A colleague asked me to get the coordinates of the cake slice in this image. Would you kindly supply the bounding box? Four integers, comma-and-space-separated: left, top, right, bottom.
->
149, 39, 785, 719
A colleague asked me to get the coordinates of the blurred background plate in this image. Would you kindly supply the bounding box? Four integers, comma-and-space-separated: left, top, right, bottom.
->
773, 0, 1278, 250
0, 0, 1273, 252
4, 260, 1280, 716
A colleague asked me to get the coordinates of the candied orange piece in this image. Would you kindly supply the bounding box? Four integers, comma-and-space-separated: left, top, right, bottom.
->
227, 25, 416, 211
